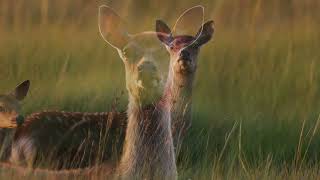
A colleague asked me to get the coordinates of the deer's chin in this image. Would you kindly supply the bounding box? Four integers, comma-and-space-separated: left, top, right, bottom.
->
136, 77, 161, 89
175, 64, 194, 75
134, 79, 162, 103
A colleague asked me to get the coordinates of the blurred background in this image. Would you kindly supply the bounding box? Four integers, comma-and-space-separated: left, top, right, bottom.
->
0, 0, 320, 177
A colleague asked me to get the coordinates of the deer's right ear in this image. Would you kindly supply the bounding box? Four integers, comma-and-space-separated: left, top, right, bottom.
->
98, 5, 129, 50
156, 20, 173, 46
194, 20, 214, 47
10, 80, 30, 101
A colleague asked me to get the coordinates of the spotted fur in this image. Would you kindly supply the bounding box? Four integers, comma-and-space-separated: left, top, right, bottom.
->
10, 110, 127, 169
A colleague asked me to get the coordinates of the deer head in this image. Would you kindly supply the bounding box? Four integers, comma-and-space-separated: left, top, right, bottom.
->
156, 19, 214, 85
99, 5, 165, 105
0, 80, 30, 128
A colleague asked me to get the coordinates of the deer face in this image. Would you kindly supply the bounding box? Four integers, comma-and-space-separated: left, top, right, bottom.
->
119, 34, 164, 103
0, 80, 30, 128
156, 20, 214, 76
99, 6, 164, 104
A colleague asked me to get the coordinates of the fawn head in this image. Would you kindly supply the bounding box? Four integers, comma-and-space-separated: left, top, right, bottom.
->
99, 5, 165, 104
0, 80, 30, 128
156, 19, 214, 80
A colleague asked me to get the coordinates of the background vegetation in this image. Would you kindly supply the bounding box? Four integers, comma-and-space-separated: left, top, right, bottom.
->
0, 0, 320, 179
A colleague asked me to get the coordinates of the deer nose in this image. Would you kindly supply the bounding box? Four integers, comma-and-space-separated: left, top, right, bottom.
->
179, 50, 190, 60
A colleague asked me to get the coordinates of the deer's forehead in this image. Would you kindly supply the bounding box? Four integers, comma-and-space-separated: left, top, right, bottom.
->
172, 35, 195, 46
127, 33, 163, 50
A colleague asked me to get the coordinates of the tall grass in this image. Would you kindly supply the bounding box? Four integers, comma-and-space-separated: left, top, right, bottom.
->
0, 0, 320, 179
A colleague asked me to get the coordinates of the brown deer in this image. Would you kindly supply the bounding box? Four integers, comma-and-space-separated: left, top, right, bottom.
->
98, 5, 177, 179
0, 80, 30, 160
156, 19, 214, 150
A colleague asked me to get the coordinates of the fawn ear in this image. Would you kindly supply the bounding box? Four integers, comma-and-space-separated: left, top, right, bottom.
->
10, 80, 30, 101
156, 20, 173, 46
98, 5, 130, 50
194, 20, 214, 47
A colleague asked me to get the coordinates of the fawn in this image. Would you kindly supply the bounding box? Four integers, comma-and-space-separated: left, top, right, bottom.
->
0, 80, 30, 160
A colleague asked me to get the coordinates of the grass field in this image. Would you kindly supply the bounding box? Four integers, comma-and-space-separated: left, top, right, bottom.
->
0, 0, 320, 179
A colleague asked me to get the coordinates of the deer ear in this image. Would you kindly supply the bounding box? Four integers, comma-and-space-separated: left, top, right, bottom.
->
194, 20, 214, 47
156, 20, 173, 46
10, 80, 30, 101
98, 5, 130, 50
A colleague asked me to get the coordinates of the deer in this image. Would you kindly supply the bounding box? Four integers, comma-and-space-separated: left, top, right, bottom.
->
0, 80, 30, 161
97, 6, 177, 179
156, 18, 214, 150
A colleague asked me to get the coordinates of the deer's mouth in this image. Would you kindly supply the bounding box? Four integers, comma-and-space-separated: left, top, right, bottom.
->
136, 78, 160, 90
176, 59, 194, 74
136, 77, 162, 104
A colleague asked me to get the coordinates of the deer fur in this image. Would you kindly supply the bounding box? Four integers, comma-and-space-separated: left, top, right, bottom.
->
10, 110, 126, 169
98, 5, 177, 179
156, 19, 214, 151
0, 80, 30, 161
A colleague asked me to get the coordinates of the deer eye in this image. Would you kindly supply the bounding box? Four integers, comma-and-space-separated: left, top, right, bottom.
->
122, 48, 142, 61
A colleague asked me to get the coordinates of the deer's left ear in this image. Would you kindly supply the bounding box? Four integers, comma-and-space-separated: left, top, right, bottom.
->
156, 20, 173, 46
10, 80, 30, 101
194, 20, 214, 46
98, 5, 130, 50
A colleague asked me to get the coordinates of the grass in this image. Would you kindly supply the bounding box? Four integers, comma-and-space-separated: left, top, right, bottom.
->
1, 0, 320, 179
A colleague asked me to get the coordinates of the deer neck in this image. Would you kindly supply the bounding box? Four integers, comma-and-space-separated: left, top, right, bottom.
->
166, 65, 195, 140
118, 90, 176, 179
